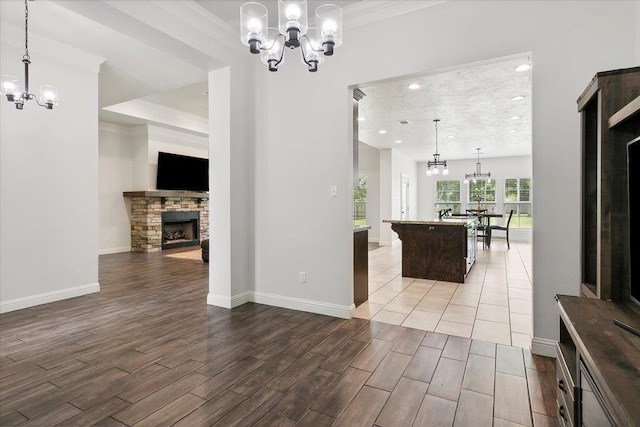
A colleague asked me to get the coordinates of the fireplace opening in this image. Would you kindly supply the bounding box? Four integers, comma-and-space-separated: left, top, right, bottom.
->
161, 211, 199, 250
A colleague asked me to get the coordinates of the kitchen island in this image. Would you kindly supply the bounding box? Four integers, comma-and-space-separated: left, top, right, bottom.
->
383, 219, 477, 283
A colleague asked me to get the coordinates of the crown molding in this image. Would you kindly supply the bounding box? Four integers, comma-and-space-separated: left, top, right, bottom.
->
343, 0, 447, 30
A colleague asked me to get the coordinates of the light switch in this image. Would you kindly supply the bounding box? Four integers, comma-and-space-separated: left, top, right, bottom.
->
330, 185, 338, 198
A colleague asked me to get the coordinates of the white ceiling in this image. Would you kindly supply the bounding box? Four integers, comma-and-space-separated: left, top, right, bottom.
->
357, 54, 532, 161
1, 1, 531, 160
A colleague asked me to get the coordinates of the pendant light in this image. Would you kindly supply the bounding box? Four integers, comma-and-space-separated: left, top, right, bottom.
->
464, 148, 492, 184
426, 119, 449, 176
1, 0, 58, 110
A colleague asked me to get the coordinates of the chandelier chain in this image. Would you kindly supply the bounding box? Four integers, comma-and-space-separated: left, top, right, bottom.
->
23, 0, 30, 61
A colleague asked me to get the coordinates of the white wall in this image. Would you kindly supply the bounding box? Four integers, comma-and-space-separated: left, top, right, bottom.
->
99, 123, 134, 254
250, 1, 637, 349
379, 149, 393, 245
0, 40, 103, 312
391, 149, 418, 221
357, 142, 380, 241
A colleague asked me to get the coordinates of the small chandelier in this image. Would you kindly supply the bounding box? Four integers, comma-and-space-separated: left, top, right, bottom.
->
426, 119, 449, 176
1, 0, 58, 110
240, 1, 342, 72
464, 148, 492, 184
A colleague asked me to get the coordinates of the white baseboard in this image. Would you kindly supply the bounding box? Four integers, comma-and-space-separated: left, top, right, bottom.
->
99, 246, 131, 255
379, 240, 392, 246
207, 290, 355, 319
0, 282, 101, 314
531, 337, 557, 358
368, 237, 380, 243
253, 292, 354, 319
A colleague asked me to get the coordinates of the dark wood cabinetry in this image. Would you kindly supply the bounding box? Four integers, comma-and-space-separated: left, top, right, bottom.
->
353, 226, 369, 307
556, 296, 640, 427
383, 219, 476, 283
578, 67, 640, 300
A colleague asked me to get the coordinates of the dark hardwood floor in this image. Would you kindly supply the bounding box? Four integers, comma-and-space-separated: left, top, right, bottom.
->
0, 251, 557, 426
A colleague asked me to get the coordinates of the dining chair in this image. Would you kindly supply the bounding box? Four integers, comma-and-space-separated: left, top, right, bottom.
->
466, 209, 488, 249
487, 209, 514, 249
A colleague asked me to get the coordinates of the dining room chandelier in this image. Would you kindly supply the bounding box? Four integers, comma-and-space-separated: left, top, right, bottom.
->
464, 148, 492, 184
426, 119, 449, 176
1, 0, 59, 110
240, 1, 342, 72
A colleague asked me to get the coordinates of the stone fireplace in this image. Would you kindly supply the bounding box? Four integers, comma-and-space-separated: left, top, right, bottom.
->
123, 191, 209, 252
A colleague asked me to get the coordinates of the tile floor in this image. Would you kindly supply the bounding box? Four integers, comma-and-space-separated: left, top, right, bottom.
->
354, 239, 533, 348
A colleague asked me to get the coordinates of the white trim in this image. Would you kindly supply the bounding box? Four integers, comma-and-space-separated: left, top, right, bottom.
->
531, 337, 557, 358
99, 246, 131, 255
207, 290, 355, 319
379, 240, 393, 246
207, 292, 232, 309
0, 283, 100, 314
343, 0, 446, 30
368, 238, 380, 243
253, 292, 354, 319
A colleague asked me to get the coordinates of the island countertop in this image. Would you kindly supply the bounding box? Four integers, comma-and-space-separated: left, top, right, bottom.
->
353, 225, 372, 233
382, 219, 475, 226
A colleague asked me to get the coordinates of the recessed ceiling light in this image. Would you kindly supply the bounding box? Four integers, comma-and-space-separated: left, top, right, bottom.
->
515, 64, 531, 72
395, 140, 402, 144
378, 130, 387, 134
509, 130, 517, 133
511, 95, 525, 101
510, 116, 521, 120
447, 135, 455, 139
408, 83, 421, 90
357, 117, 365, 121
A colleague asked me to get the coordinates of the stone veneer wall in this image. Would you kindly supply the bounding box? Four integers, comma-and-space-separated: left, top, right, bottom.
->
129, 195, 209, 252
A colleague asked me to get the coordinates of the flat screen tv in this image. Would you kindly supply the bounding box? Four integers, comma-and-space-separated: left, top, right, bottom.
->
628, 136, 639, 305
156, 152, 208, 192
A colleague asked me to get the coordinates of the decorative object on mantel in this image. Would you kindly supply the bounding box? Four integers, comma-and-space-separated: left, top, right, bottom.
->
464, 148, 492, 184
1, 0, 58, 110
240, 0, 342, 72
426, 119, 449, 176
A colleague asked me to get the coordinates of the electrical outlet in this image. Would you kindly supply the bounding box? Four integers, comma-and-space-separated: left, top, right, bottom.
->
299, 272, 306, 283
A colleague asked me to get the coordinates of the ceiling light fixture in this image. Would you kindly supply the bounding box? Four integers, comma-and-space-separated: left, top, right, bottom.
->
510, 115, 521, 120
240, 1, 342, 72
509, 130, 517, 133
1, 0, 58, 110
515, 63, 531, 72
464, 148, 491, 184
408, 83, 421, 90
511, 95, 525, 101
426, 119, 449, 176
447, 135, 455, 139
395, 140, 402, 144
378, 130, 387, 134
357, 117, 365, 121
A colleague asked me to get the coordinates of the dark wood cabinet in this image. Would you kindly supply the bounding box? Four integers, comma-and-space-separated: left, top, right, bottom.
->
353, 226, 369, 307
578, 67, 640, 300
383, 219, 476, 283
556, 295, 640, 427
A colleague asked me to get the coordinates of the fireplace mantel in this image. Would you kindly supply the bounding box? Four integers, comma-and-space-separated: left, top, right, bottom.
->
123, 190, 208, 199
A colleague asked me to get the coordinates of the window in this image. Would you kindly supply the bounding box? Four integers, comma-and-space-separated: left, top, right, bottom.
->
353, 176, 367, 226
435, 180, 461, 215
504, 178, 532, 228
468, 179, 496, 212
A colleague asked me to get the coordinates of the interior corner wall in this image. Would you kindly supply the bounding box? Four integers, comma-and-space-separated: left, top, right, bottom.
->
357, 142, 381, 241
379, 150, 393, 245
250, 1, 636, 346
0, 43, 100, 313
99, 122, 134, 254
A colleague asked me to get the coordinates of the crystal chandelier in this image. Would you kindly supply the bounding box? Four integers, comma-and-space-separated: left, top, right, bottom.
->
464, 148, 492, 184
1, 0, 59, 110
426, 119, 449, 176
240, 1, 342, 72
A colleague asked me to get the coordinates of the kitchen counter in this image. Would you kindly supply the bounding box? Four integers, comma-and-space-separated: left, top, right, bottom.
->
383, 219, 477, 283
